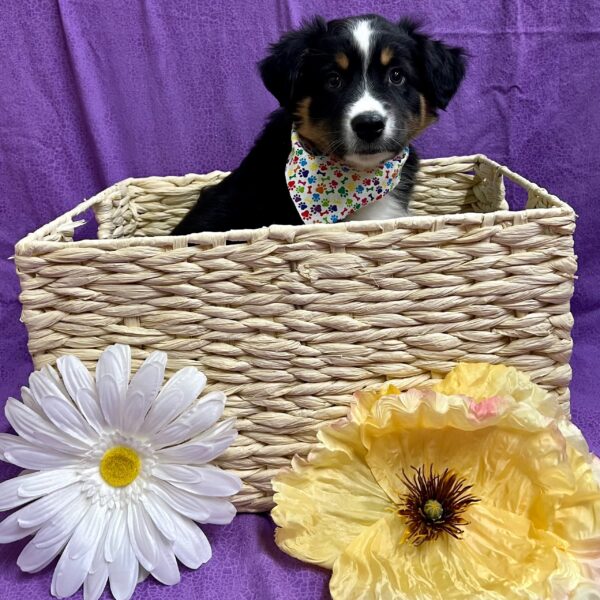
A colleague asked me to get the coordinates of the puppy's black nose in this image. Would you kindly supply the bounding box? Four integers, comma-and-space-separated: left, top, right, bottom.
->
351, 112, 386, 142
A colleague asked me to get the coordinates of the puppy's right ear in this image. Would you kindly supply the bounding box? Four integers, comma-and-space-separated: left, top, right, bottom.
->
259, 16, 327, 108
399, 18, 466, 112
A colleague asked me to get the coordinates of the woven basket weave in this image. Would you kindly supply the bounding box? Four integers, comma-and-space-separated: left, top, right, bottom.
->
14, 155, 576, 512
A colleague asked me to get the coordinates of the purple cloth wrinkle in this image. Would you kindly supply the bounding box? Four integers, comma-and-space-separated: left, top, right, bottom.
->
1, 1, 600, 598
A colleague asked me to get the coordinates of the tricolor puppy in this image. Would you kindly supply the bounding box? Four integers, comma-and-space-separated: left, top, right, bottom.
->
173, 15, 466, 234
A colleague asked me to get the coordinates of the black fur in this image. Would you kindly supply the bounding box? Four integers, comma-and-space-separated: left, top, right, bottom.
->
173, 15, 465, 234
259, 17, 328, 109
399, 18, 466, 110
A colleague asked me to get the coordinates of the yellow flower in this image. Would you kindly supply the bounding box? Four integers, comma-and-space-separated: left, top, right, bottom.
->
272, 364, 600, 599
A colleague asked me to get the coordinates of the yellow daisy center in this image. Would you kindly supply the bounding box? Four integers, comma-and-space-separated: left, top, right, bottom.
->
99, 446, 141, 487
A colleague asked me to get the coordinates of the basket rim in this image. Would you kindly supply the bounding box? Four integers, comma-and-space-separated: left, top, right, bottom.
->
14, 153, 575, 255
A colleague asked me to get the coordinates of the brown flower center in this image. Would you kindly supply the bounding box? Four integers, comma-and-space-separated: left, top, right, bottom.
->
396, 465, 479, 546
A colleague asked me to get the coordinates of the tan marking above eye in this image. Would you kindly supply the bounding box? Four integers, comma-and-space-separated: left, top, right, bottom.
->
335, 52, 349, 70
380, 47, 394, 66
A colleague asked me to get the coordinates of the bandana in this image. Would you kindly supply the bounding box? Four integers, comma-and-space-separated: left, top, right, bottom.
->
285, 129, 409, 224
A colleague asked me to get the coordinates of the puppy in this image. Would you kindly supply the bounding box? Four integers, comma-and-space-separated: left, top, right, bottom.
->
173, 15, 465, 234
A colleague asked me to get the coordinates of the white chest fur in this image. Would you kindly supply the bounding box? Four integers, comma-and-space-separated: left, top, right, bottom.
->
345, 186, 410, 221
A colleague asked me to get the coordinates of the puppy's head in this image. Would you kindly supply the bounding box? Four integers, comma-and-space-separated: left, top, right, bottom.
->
260, 15, 466, 168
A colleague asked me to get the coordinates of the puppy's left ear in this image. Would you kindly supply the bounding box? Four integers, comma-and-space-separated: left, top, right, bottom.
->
400, 18, 466, 111
259, 16, 327, 108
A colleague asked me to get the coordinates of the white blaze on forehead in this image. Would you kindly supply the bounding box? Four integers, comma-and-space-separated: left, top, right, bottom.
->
352, 19, 373, 67
348, 19, 386, 120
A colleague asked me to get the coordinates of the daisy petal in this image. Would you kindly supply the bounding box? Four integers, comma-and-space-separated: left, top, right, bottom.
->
0, 432, 13, 458
28, 371, 96, 443
140, 367, 206, 435
1, 437, 78, 470
96, 344, 131, 430
153, 391, 226, 448
42, 365, 70, 395
0, 516, 38, 543
153, 464, 241, 497
0, 484, 80, 543
0, 469, 79, 510
83, 560, 108, 600
9, 484, 81, 533
5, 398, 89, 454
122, 351, 167, 434
0, 477, 33, 512
32, 495, 89, 548
152, 480, 236, 524
18, 531, 67, 573
137, 566, 149, 583
197, 417, 236, 442
21, 386, 43, 416
65, 506, 107, 561
150, 539, 180, 586
108, 528, 138, 600
127, 503, 159, 571
104, 509, 126, 563
57, 355, 105, 433
18, 469, 79, 498
169, 508, 212, 568
157, 418, 237, 464
52, 506, 107, 598
17, 489, 91, 574
141, 493, 178, 542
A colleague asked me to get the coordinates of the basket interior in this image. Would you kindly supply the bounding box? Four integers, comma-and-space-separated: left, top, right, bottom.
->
87, 155, 568, 241
118, 157, 498, 238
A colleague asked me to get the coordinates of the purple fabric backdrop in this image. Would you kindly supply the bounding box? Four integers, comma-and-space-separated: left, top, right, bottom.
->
1, 1, 600, 598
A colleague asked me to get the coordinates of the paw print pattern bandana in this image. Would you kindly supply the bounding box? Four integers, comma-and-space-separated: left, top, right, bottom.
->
286, 129, 410, 224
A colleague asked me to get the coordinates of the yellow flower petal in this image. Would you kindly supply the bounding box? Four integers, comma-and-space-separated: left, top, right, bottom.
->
272, 421, 391, 568
330, 511, 519, 599
273, 363, 600, 597
551, 446, 600, 583
435, 362, 558, 417
351, 383, 403, 425
570, 583, 600, 599
361, 389, 574, 509
331, 505, 593, 599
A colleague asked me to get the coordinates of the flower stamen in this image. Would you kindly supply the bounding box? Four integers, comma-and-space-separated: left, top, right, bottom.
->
100, 446, 141, 487
396, 465, 479, 546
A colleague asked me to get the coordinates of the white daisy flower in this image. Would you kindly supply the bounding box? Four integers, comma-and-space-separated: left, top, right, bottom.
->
0, 344, 241, 600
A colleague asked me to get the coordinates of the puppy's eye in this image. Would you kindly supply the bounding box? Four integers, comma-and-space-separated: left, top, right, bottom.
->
326, 72, 342, 90
389, 68, 405, 85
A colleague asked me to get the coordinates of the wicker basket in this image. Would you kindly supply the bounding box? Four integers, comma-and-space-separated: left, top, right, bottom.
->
14, 155, 576, 512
